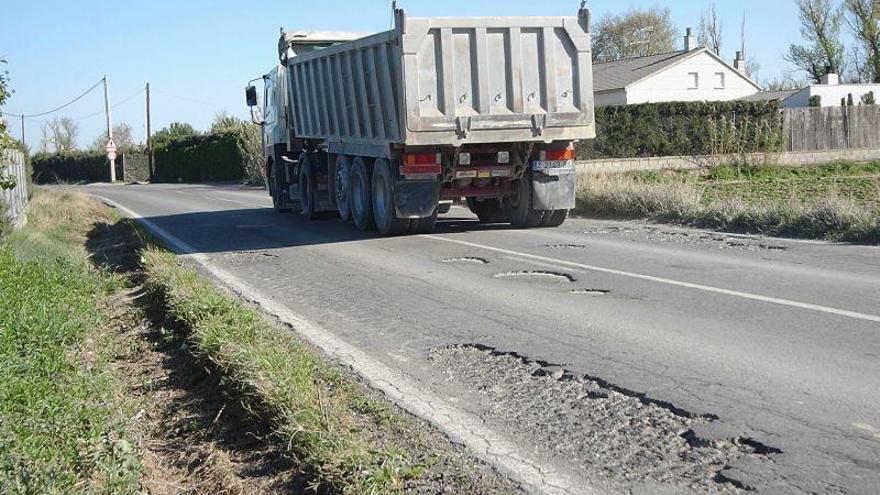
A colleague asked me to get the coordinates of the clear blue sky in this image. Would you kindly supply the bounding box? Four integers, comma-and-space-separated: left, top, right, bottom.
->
1, 0, 804, 150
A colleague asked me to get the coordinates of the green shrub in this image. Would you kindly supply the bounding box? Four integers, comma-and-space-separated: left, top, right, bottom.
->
31, 151, 115, 184
153, 132, 243, 183
578, 100, 784, 159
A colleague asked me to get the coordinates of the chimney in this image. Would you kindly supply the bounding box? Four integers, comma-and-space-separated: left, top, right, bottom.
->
820, 66, 839, 85
734, 51, 746, 74
684, 27, 696, 52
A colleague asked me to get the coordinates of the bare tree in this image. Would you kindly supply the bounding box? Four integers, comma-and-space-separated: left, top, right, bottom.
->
698, 4, 723, 55
92, 123, 135, 152
785, 0, 846, 81
592, 7, 679, 63
762, 75, 809, 91
844, 0, 880, 82
45, 117, 78, 152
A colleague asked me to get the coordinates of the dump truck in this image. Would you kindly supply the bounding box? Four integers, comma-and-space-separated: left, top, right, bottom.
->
246, 5, 595, 235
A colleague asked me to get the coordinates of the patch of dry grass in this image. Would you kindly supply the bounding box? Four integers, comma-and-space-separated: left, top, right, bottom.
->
575, 170, 880, 242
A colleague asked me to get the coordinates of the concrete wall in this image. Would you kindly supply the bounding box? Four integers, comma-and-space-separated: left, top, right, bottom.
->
1, 150, 29, 229
624, 51, 758, 104
576, 147, 880, 174
784, 84, 880, 108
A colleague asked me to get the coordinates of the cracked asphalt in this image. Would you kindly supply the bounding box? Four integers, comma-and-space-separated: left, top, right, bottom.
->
82, 183, 880, 494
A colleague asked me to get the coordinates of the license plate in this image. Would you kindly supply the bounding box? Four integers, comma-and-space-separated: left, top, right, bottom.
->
532, 160, 574, 174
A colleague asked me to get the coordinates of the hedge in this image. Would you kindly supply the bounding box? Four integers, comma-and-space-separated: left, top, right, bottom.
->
32, 151, 119, 184
577, 101, 785, 159
153, 132, 243, 182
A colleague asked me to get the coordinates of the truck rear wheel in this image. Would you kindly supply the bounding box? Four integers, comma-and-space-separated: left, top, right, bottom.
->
350, 157, 375, 231
372, 159, 410, 236
335, 155, 352, 222
298, 153, 319, 220
542, 209, 569, 228
410, 207, 438, 234
466, 197, 507, 223
505, 176, 546, 228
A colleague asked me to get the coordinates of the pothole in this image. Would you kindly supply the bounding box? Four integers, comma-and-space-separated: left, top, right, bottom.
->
494, 270, 576, 283
429, 344, 778, 494
758, 244, 787, 251
442, 256, 490, 265
570, 288, 609, 296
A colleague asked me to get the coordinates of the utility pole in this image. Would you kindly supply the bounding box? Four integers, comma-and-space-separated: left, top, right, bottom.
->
145, 82, 153, 181
20, 115, 25, 150
103, 75, 116, 182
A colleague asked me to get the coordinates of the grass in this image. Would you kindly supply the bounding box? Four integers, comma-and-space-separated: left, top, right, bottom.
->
142, 248, 423, 493
0, 189, 142, 493
575, 161, 880, 243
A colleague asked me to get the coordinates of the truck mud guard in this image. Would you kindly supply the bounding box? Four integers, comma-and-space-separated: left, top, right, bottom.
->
394, 180, 440, 218
531, 165, 576, 211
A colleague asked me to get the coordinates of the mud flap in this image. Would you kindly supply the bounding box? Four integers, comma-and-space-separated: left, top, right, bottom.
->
531, 168, 576, 210
395, 180, 440, 218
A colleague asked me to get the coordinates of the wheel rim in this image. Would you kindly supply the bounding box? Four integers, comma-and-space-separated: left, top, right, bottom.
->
352, 167, 365, 220
374, 172, 388, 227
336, 165, 348, 212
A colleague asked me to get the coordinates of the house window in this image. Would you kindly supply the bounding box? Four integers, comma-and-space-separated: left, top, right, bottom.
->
688, 72, 699, 90
715, 72, 726, 89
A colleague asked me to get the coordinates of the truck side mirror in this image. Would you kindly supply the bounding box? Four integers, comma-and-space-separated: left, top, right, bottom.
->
245, 86, 258, 107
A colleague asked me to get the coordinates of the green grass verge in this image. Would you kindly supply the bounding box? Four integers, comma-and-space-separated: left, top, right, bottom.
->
0, 190, 141, 493
576, 161, 880, 242
142, 248, 422, 494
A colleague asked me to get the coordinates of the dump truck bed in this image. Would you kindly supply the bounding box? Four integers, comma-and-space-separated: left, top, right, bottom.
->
284, 10, 594, 157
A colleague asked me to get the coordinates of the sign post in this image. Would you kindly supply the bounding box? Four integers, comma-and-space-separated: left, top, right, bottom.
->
106, 139, 117, 182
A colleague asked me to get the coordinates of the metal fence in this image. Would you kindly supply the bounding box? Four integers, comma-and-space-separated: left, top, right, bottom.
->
784, 106, 880, 152
1, 150, 29, 227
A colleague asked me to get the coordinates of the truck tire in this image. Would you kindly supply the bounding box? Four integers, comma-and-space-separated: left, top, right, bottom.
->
298, 153, 319, 220
410, 207, 438, 234
350, 157, 375, 231
372, 158, 410, 236
542, 209, 569, 228
335, 155, 353, 222
466, 197, 507, 223
504, 176, 546, 228
269, 159, 292, 213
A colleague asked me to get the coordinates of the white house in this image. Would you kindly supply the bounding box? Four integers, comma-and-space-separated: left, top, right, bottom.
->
593, 29, 762, 107
740, 73, 880, 107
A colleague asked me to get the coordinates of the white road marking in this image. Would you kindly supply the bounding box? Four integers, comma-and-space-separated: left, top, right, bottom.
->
90, 194, 598, 495
853, 422, 880, 439
204, 195, 268, 208
424, 235, 880, 323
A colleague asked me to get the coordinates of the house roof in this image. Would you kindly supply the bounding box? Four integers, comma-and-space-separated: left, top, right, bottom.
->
593, 47, 762, 92
737, 89, 800, 102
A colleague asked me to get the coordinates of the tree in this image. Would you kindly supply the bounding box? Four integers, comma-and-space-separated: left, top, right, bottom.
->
44, 117, 78, 152
698, 4, 723, 55
0, 58, 11, 152
860, 90, 876, 104
592, 7, 679, 63
785, 0, 846, 81
844, 0, 880, 82
762, 75, 808, 90
210, 111, 242, 133
151, 122, 197, 148
92, 123, 135, 153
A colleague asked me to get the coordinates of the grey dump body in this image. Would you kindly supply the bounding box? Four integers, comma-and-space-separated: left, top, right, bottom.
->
283, 10, 595, 157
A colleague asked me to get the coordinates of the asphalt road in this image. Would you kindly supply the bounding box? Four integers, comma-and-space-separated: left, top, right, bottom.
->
82, 183, 880, 494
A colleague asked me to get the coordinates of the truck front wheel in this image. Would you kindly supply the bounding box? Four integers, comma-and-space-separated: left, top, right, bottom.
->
269, 159, 292, 213
505, 176, 546, 228
350, 157, 375, 231
298, 153, 319, 220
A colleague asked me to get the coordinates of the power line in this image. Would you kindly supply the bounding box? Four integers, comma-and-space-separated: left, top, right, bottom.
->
3, 78, 104, 118
69, 88, 145, 122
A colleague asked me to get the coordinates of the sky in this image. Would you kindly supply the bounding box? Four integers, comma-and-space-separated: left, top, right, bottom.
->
1, 0, 805, 151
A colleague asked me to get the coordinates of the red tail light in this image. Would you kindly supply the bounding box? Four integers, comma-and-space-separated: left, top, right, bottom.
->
401, 152, 441, 177
403, 152, 441, 166
542, 145, 575, 161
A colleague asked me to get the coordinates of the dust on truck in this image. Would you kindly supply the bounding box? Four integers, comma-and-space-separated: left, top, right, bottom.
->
246, 6, 595, 235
